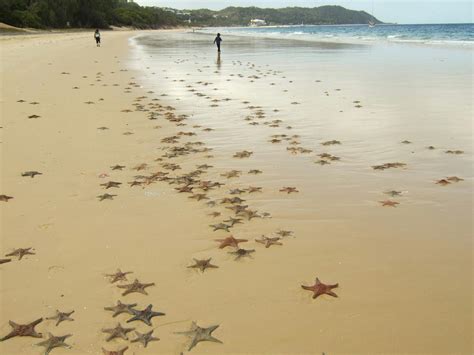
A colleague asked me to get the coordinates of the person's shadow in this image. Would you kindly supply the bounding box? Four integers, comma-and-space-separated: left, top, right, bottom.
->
216, 52, 222, 71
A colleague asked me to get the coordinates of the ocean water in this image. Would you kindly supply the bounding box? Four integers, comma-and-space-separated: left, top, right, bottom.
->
197, 23, 474, 46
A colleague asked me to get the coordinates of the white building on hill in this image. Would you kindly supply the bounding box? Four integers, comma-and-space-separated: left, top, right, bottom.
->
249, 19, 267, 27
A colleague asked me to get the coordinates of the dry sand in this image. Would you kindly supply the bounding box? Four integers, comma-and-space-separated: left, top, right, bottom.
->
0, 30, 472, 355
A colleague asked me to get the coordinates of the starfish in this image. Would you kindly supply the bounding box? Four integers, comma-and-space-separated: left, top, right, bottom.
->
102, 323, 134, 341
102, 347, 129, 355
321, 140, 341, 146
401, 140, 412, 144
126, 304, 165, 326
104, 301, 137, 317
229, 248, 255, 260
280, 187, 299, 194
46, 310, 74, 326
5, 247, 35, 260
189, 193, 209, 201
97, 127, 109, 130
22, 171, 42, 178
436, 179, 451, 186
446, 176, 464, 182
101, 181, 122, 189
111, 165, 125, 170
221, 170, 241, 179
176, 322, 223, 351
0, 195, 13, 202
128, 181, 142, 187
117, 279, 155, 296
131, 330, 159, 348
210, 223, 231, 232
133, 163, 148, 171
36, 333, 72, 354
28, 114, 41, 119
97, 194, 116, 201
445, 150, 464, 155
379, 200, 400, 207
106, 269, 132, 283
229, 188, 246, 195
223, 217, 243, 226
229, 197, 245, 204
247, 186, 262, 193
255, 236, 283, 248
384, 190, 402, 197
301, 277, 339, 299
176, 186, 193, 193
188, 258, 219, 272
276, 230, 293, 237
238, 209, 260, 220
215, 236, 248, 249
0, 318, 43, 341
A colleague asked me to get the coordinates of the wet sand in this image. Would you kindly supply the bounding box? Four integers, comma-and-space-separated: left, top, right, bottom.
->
0, 30, 472, 354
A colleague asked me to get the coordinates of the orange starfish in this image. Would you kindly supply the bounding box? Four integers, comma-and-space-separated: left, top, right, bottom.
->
301, 277, 339, 299
379, 200, 400, 207
215, 236, 248, 249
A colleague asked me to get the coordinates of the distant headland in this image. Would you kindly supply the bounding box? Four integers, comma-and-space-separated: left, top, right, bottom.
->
0, 1, 382, 29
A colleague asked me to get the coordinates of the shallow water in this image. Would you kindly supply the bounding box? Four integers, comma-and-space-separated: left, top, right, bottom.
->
127, 32, 473, 353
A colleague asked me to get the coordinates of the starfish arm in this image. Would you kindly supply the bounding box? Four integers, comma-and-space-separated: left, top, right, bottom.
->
312, 293, 321, 299
188, 337, 199, 351
301, 285, 313, 291
0, 331, 16, 341
326, 290, 338, 298
329, 283, 339, 289
208, 336, 223, 344
315, 277, 321, 285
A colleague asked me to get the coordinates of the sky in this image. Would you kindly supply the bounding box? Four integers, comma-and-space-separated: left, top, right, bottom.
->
134, 0, 473, 24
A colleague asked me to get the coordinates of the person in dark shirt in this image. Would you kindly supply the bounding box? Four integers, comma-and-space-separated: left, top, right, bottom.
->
94, 29, 101, 47
213, 33, 222, 52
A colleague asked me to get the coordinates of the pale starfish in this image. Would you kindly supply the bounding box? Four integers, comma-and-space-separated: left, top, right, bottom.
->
104, 301, 137, 317
102, 346, 129, 355
188, 258, 219, 272
106, 269, 133, 283
131, 330, 159, 348
176, 321, 223, 351
102, 323, 134, 341
210, 223, 231, 232
117, 279, 155, 296
46, 310, 74, 326
255, 236, 283, 248
36, 333, 72, 354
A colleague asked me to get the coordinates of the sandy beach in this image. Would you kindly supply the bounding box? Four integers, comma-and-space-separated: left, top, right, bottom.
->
0, 29, 472, 355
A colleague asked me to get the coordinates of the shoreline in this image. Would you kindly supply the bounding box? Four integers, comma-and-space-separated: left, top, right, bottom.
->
1, 29, 472, 354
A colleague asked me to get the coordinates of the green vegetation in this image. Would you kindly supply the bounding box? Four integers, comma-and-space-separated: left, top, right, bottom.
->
181, 6, 381, 26
0, 1, 381, 29
0, 0, 181, 29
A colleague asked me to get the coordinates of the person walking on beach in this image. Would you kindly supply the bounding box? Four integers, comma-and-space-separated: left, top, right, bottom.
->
94, 29, 101, 47
214, 33, 222, 52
